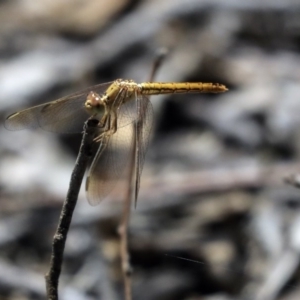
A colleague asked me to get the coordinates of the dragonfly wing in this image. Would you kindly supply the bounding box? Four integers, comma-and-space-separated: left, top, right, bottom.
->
86, 121, 135, 205
134, 94, 153, 205
85, 94, 153, 206
5, 82, 112, 133
37, 96, 91, 133
5, 103, 51, 131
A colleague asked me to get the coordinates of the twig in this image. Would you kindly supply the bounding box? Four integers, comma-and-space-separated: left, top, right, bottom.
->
119, 136, 136, 300
118, 49, 168, 300
45, 119, 97, 300
148, 48, 169, 82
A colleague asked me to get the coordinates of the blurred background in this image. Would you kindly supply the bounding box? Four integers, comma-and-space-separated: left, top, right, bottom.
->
1, 0, 300, 299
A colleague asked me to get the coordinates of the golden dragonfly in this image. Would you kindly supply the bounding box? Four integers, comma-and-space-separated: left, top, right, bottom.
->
5, 79, 227, 206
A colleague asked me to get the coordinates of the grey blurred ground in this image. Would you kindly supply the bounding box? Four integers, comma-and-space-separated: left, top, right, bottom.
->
1, 0, 300, 299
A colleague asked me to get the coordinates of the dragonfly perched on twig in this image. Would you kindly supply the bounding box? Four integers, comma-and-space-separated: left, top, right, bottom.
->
5, 79, 228, 205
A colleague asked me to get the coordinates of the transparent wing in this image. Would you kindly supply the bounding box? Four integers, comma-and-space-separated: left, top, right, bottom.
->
133, 94, 153, 205
112, 92, 138, 129
86, 94, 153, 206
4, 82, 113, 133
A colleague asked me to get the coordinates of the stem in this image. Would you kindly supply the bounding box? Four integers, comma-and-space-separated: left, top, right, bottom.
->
45, 119, 97, 300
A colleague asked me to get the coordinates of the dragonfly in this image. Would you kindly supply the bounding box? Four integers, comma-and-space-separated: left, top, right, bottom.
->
5, 79, 228, 206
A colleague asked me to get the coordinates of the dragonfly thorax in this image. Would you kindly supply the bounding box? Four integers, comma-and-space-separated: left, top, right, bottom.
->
109, 79, 140, 104
84, 79, 141, 118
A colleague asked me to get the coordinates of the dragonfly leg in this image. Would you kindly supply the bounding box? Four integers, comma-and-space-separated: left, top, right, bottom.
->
94, 116, 110, 142
93, 107, 118, 143
94, 86, 126, 142
98, 113, 108, 129
109, 108, 118, 134
105, 107, 118, 134
98, 100, 110, 128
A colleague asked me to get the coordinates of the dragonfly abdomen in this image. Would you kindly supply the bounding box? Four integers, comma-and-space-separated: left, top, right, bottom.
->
139, 82, 227, 95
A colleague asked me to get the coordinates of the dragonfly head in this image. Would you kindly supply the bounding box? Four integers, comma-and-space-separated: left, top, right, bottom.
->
85, 91, 105, 115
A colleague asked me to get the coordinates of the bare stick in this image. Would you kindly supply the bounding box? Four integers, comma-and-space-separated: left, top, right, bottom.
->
119, 136, 136, 300
45, 119, 97, 300
118, 49, 168, 300
148, 48, 168, 82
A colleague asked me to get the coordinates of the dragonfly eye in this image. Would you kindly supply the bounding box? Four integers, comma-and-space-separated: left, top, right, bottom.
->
86, 91, 102, 108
